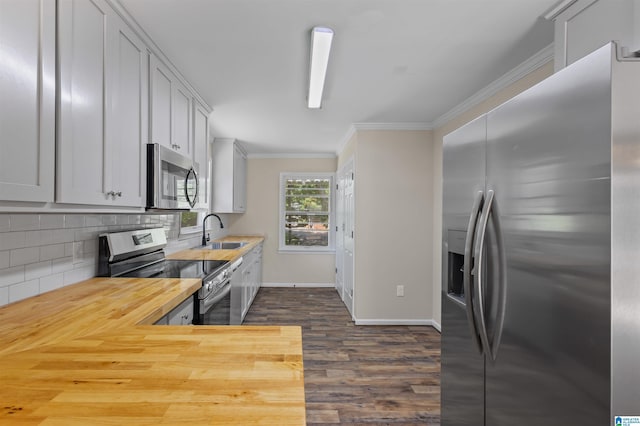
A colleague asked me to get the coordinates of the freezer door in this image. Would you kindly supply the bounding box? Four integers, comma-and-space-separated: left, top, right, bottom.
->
441, 116, 486, 425
484, 44, 612, 425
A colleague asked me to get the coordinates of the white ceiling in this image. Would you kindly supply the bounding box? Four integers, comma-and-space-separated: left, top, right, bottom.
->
118, 0, 557, 155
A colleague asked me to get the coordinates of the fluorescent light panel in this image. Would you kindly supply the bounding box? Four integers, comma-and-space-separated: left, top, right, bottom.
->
308, 26, 334, 109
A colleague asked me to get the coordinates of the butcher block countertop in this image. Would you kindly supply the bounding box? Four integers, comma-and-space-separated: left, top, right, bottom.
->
0, 236, 306, 425
167, 235, 264, 261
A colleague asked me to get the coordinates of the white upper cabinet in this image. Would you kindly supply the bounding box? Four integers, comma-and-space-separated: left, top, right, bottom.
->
232, 144, 247, 212
149, 54, 193, 158
0, 0, 55, 202
211, 139, 247, 213
57, 0, 146, 207
193, 100, 211, 210
149, 55, 172, 148
552, 0, 640, 71
173, 80, 192, 158
108, 14, 148, 207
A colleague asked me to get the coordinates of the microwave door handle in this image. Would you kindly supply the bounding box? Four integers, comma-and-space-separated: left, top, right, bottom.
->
185, 167, 198, 208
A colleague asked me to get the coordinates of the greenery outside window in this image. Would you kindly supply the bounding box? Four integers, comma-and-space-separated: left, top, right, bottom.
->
180, 211, 202, 235
279, 173, 334, 252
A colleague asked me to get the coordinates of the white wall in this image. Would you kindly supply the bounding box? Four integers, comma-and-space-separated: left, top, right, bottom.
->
339, 129, 434, 323
226, 157, 337, 285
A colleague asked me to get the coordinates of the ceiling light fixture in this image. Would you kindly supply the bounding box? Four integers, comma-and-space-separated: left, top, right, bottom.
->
308, 26, 334, 109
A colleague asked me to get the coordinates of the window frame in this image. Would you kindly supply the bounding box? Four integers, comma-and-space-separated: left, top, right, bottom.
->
278, 172, 335, 253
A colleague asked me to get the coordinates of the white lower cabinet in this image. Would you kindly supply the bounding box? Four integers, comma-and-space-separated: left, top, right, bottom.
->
155, 295, 195, 325
240, 244, 263, 323
57, 0, 146, 206
0, 0, 56, 203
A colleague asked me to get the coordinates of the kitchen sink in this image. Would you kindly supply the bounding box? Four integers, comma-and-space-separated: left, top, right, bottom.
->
207, 241, 248, 250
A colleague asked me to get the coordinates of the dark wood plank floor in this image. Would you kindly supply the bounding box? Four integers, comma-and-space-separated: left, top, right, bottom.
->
243, 287, 441, 425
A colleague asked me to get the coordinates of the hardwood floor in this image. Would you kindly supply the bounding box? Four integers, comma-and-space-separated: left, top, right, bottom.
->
243, 287, 441, 425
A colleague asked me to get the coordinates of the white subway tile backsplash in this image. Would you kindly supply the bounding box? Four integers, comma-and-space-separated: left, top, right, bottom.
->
50, 229, 75, 244
9, 214, 40, 231
10, 247, 40, 267
52, 257, 74, 274
101, 215, 117, 226
40, 244, 68, 261
0, 251, 9, 269
0, 266, 25, 287
40, 214, 65, 230
0, 286, 7, 305
25, 261, 52, 280
0, 215, 9, 232
63, 266, 94, 286
39, 273, 63, 293
25, 230, 54, 247
0, 212, 184, 307
9, 279, 39, 303
64, 214, 85, 228
0, 232, 25, 250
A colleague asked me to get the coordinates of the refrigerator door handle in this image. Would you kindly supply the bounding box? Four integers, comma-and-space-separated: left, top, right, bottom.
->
463, 190, 484, 353
488, 195, 507, 362
473, 189, 494, 358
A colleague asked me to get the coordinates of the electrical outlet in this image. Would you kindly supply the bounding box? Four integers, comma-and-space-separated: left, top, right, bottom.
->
396, 285, 404, 297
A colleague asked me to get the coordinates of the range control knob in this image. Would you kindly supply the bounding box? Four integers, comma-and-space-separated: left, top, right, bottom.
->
205, 283, 212, 292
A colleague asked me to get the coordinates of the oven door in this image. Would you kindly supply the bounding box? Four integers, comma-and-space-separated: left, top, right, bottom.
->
147, 143, 198, 210
197, 282, 231, 325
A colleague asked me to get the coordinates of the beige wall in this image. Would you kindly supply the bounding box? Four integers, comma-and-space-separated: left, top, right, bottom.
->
226, 157, 337, 285
340, 129, 434, 321
430, 61, 554, 326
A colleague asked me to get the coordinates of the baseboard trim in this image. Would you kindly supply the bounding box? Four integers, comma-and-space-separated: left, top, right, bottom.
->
354, 318, 437, 327
261, 282, 336, 288
431, 320, 441, 333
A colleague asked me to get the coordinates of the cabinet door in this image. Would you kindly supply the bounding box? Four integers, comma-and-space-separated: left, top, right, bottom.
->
57, 0, 113, 205
233, 145, 247, 212
0, 0, 55, 202
149, 54, 172, 148
172, 80, 192, 157
193, 100, 210, 209
109, 16, 147, 207
167, 296, 194, 325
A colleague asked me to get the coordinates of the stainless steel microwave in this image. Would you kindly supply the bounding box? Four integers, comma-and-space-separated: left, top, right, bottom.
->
146, 143, 198, 211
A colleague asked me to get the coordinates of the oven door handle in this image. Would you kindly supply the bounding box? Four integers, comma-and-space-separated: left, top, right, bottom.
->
200, 281, 231, 313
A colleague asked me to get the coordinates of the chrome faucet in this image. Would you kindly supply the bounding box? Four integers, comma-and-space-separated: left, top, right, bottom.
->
202, 213, 224, 246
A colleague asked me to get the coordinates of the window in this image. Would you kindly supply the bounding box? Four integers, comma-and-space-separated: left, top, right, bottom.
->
279, 173, 334, 252
180, 211, 203, 235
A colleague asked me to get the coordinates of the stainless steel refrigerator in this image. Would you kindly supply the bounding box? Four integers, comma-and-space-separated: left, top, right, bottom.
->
441, 42, 640, 426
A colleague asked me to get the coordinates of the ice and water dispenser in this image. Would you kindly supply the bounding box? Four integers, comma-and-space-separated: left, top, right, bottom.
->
447, 230, 467, 303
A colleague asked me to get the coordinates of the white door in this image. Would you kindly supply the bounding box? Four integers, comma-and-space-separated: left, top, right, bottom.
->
108, 16, 147, 207
341, 160, 355, 317
335, 167, 345, 300
57, 0, 113, 205
0, 0, 55, 202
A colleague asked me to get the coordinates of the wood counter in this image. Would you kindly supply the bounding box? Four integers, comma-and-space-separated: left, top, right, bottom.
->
167, 235, 264, 262
0, 259, 305, 425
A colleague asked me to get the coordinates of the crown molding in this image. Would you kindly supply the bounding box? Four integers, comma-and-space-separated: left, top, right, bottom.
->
352, 122, 433, 131
335, 125, 357, 156
247, 153, 337, 159
431, 42, 554, 129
